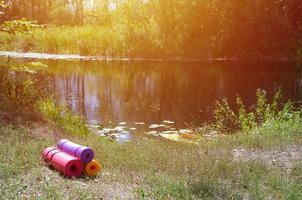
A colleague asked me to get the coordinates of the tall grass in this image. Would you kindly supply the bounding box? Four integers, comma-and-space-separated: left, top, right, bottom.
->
0, 25, 164, 58
214, 88, 302, 135
38, 99, 89, 137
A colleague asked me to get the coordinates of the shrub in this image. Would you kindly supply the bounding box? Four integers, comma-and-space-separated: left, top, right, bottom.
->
213, 88, 301, 135
214, 98, 240, 133
256, 104, 302, 136
0, 18, 41, 34
0, 62, 51, 121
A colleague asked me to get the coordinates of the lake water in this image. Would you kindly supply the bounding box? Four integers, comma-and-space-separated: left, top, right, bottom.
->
2, 55, 302, 128
43, 60, 302, 127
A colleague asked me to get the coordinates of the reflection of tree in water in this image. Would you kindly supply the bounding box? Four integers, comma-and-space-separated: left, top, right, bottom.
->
53, 67, 86, 117
49, 60, 302, 126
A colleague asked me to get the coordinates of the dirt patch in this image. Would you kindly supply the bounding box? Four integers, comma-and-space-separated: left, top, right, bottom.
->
233, 145, 302, 171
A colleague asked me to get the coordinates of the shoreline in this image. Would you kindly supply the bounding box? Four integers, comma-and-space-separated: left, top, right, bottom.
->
0, 50, 296, 62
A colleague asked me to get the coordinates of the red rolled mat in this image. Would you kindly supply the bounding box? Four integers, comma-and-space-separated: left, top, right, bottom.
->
42, 147, 84, 177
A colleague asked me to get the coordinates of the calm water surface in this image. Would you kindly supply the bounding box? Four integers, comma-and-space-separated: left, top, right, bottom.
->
39, 60, 302, 127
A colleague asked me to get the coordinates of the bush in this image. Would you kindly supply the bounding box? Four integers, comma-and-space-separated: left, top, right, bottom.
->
214, 98, 240, 133
214, 88, 301, 135
256, 104, 302, 136
0, 62, 51, 121
0, 18, 41, 34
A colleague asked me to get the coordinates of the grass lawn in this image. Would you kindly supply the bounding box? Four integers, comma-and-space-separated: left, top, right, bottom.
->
1, 123, 302, 199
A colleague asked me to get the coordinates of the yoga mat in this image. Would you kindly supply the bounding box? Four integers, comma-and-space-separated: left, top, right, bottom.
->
84, 159, 102, 177
57, 139, 94, 163
42, 147, 84, 177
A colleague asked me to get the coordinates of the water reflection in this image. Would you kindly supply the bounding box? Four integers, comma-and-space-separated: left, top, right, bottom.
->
46, 60, 302, 127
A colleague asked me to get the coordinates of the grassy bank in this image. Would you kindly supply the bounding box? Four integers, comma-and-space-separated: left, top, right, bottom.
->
2, 94, 302, 198
1, 61, 302, 199
1, 25, 301, 60
1, 122, 302, 199
0, 25, 163, 58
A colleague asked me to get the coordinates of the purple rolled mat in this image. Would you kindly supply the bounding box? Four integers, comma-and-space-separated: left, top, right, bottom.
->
57, 139, 94, 163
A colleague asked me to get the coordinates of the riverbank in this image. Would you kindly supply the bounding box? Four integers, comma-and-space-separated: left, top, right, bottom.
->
1, 98, 302, 199
0, 25, 301, 61
1, 123, 302, 199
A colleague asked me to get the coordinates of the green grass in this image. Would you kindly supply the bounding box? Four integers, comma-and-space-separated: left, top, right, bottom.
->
1, 90, 302, 199
214, 88, 302, 137
38, 99, 90, 137
0, 125, 53, 180
1, 123, 302, 199
0, 25, 162, 58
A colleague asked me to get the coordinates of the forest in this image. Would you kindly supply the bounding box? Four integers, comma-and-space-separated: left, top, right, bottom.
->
1, 0, 302, 59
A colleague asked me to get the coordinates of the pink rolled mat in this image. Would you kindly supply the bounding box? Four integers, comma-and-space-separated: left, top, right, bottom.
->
57, 139, 94, 163
42, 147, 84, 177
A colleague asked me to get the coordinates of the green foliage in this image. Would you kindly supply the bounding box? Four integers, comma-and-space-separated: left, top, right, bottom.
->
38, 99, 90, 137
0, 18, 41, 34
0, 2, 48, 121
214, 98, 240, 133
214, 88, 301, 134
0, 62, 51, 121
256, 105, 302, 136
1, 0, 302, 59
10, 61, 47, 73
236, 96, 257, 131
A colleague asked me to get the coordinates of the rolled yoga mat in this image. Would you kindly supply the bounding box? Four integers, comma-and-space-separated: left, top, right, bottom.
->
57, 139, 94, 163
84, 159, 102, 177
42, 147, 84, 177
